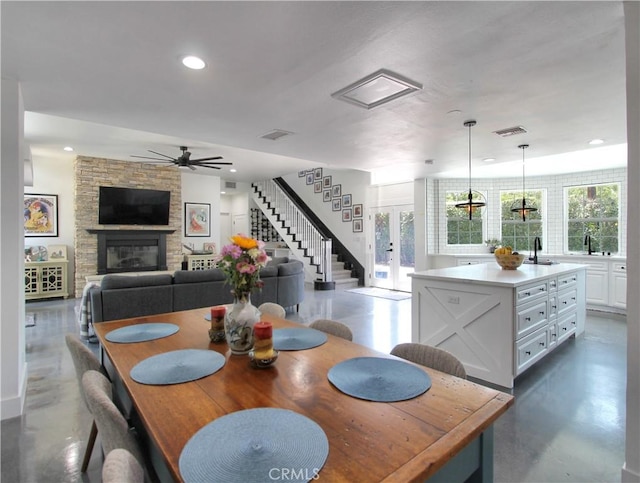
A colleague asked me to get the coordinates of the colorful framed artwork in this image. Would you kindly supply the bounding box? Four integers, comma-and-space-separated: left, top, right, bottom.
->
353, 219, 363, 233
203, 242, 217, 253
332, 184, 342, 199
323, 190, 332, 202
323, 176, 332, 188
314, 181, 322, 193
342, 209, 352, 222
342, 194, 352, 207
332, 198, 342, 211
353, 204, 363, 218
314, 167, 323, 180
24, 194, 59, 237
184, 202, 211, 237
306, 173, 314, 185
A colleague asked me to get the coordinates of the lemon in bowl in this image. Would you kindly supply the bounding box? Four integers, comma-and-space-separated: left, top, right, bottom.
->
495, 252, 526, 270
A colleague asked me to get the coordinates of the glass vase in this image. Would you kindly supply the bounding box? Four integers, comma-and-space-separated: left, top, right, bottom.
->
224, 293, 260, 355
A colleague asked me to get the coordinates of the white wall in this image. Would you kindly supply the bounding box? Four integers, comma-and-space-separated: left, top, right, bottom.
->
24, 156, 76, 294
283, 169, 370, 266
1, 78, 27, 420
435, 167, 628, 256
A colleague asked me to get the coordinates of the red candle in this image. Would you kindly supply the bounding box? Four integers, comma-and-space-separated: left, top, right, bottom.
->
211, 306, 226, 319
253, 321, 273, 340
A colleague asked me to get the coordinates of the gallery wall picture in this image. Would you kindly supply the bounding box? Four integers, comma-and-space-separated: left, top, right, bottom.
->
323, 176, 332, 188
342, 209, 352, 222
185, 202, 211, 237
353, 219, 363, 233
332, 184, 341, 198
24, 194, 58, 237
332, 198, 342, 211
314, 167, 323, 180
353, 204, 363, 218
298, 170, 306, 177
342, 194, 352, 207
306, 173, 315, 185
314, 181, 322, 193
323, 190, 332, 202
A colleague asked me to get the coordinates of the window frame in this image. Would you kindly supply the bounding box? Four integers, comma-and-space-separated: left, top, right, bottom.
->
444, 190, 487, 246
499, 188, 546, 253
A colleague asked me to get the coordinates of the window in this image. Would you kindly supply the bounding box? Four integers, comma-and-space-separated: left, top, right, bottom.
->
500, 190, 544, 252
446, 191, 484, 245
566, 183, 619, 253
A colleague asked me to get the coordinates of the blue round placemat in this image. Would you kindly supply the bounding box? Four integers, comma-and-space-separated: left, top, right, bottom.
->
179, 408, 329, 483
273, 328, 327, 351
328, 357, 431, 402
105, 323, 179, 343
130, 349, 225, 385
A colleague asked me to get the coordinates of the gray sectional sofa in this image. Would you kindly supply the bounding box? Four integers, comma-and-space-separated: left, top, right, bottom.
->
89, 258, 304, 322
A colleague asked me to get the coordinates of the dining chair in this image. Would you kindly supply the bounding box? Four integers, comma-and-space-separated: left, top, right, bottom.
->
258, 302, 286, 319
102, 449, 144, 483
390, 343, 467, 379
81, 370, 144, 468
309, 319, 353, 341
65, 333, 105, 472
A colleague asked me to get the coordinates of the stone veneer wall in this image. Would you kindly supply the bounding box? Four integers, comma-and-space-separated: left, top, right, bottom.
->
74, 156, 183, 297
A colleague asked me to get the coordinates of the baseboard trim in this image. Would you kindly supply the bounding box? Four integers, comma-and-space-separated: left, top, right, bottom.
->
1, 362, 27, 420
622, 464, 640, 482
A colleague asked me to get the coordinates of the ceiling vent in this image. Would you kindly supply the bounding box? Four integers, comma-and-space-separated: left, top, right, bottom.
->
331, 69, 422, 110
260, 129, 293, 141
493, 126, 528, 137
224, 181, 237, 189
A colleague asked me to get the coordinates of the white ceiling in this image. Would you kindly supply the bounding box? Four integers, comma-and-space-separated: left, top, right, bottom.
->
2, 1, 628, 184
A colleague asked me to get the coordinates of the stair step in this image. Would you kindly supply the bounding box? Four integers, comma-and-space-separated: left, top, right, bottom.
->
334, 278, 359, 289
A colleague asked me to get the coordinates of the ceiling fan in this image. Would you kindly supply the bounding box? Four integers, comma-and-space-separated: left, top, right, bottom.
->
131, 146, 232, 170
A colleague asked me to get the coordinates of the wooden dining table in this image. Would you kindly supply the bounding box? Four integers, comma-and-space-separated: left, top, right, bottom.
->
93, 308, 514, 483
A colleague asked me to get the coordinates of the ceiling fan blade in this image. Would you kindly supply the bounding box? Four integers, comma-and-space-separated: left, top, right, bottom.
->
131, 155, 175, 161
196, 165, 222, 170
195, 161, 234, 166
190, 156, 224, 162
147, 150, 176, 160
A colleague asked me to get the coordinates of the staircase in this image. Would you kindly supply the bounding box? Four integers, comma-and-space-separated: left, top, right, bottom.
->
331, 254, 359, 289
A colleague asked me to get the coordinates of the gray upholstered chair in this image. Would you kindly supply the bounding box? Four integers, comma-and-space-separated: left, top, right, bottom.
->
258, 302, 286, 319
309, 319, 353, 341
65, 333, 104, 472
82, 370, 143, 467
102, 449, 144, 483
390, 343, 467, 379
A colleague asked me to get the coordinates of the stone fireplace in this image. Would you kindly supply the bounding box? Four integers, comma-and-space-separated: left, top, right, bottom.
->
74, 156, 182, 297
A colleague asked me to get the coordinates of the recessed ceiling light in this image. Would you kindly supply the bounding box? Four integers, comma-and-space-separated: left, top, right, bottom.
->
589, 139, 605, 145
230, 169, 237, 173
63, 146, 74, 152
182, 55, 206, 70
482, 157, 496, 162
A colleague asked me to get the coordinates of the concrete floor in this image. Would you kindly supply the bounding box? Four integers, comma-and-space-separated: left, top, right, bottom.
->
1, 287, 627, 482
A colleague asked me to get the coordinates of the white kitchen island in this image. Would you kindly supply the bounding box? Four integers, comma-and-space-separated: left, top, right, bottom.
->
410, 262, 587, 388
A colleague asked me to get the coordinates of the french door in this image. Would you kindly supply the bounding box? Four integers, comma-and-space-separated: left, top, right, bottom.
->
370, 205, 415, 292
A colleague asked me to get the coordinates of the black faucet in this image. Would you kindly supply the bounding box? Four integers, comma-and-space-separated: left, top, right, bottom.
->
584, 235, 594, 255
532, 237, 542, 264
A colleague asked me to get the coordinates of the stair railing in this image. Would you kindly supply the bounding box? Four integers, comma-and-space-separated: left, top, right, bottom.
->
251, 180, 332, 284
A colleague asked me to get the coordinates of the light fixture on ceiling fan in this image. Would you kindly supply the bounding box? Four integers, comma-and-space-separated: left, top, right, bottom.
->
455, 120, 486, 220
510, 144, 537, 221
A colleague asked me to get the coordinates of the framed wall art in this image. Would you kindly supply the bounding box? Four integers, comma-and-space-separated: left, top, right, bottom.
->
342, 194, 352, 207
323, 190, 332, 202
332, 184, 342, 199
298, 170, 306, 177
342, 209, 352, 222
184, 202, 211, 237
314, 167, 323, 180
314, 181, 322, 193
24, 194, 59, 237
353, 219, 363, 233
323, 176, 332, 189
332, 198, 342, 211
203, 242, 217, 253
353, 204, 363, 218
306, 173, 315, 185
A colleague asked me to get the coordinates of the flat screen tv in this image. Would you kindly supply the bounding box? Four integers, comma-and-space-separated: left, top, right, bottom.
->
98, 186, 171, 225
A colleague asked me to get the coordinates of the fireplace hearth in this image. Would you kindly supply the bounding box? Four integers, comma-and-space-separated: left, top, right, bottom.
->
88, 229, 174, 274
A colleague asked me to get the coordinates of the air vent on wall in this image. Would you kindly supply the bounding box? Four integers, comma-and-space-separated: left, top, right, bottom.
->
225, 181, 237, 189
260, 129, 293, 141
493, 126, 528, 137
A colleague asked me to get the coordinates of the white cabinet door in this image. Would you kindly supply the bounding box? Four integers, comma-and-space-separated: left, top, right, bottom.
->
610, 263, 627, 309
585, 262, 609, 306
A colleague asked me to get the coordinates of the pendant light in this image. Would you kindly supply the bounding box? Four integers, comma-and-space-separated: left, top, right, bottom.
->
455, 120, 485, 220
510, 144, 537, 221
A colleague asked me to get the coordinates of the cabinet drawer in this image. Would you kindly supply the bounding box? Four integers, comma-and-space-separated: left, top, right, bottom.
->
585, 260, 608, 271
516, 327, 548, 375
557, 312, 577, 343
557, 288, 577, 316
612, 262, 627, 273
516, 281, 548, 305
516, 298, 548, 339
558, 272, 578, 289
